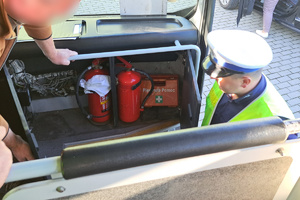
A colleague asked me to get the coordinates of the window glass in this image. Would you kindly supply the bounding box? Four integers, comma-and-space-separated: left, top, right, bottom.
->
75, 0, 198, 16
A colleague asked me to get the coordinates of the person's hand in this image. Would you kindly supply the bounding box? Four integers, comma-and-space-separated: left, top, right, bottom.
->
9, 135, 34, 162
3, 129, 34, 162
47, 48, 78, 66
34, 36, 78, 66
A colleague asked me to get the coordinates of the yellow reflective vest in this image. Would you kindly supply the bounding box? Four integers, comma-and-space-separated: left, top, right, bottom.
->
201, 76, 295, 126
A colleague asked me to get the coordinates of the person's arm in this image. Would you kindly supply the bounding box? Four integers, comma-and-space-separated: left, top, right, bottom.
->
34, 36, 78, 66
3, 128, 34, 162
1, 115, 34, 162
0, 116, 12, 187
23, 24, 78, 66
0, 141, 12, 188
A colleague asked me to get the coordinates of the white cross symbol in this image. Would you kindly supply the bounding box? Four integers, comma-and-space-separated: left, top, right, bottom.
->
156, 96, 163, 103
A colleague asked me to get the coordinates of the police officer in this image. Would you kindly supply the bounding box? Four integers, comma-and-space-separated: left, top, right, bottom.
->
201, 30, 295, 127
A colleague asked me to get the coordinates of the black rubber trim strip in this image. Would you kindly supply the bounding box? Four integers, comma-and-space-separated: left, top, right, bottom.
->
61, 117, 286, 179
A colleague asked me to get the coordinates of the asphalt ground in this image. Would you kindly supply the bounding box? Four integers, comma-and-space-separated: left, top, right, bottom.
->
75, 0, 300, 123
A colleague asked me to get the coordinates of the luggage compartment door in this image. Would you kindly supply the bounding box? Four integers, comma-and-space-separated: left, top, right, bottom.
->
180, 50, 201, 128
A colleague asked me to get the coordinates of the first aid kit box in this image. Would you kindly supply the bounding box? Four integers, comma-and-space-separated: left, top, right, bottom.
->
141, 74, 178, 107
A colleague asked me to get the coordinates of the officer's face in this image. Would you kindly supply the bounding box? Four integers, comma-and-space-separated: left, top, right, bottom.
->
3, 0, 80, 25
212, 75, 244, 95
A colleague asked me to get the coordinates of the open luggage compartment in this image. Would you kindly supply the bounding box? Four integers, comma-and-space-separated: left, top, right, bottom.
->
2, 16, 202, 158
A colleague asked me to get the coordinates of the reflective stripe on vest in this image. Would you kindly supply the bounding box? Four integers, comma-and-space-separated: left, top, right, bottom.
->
201, 76, 295, 126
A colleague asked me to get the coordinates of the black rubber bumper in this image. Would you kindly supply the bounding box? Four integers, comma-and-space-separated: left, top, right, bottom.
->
61, 116, 287, 179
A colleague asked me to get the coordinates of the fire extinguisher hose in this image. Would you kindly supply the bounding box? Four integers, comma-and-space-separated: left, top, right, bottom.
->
135, 69, 154, 111
75, 66, 109, 120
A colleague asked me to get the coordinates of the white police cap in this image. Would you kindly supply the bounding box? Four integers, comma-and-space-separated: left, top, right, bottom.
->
207, 30, 273, 73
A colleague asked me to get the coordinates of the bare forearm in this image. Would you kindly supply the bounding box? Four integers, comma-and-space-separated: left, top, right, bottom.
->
3, 129, 34, 161
0, 115, 9, 140
34, 37, 78, 66
34, 36, 57, 60
3, 129, 17, 150
0, 141, 13, 187
0, 127, 7, 140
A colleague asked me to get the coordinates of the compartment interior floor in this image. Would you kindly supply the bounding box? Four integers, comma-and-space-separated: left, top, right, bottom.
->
30, 107, 180, 157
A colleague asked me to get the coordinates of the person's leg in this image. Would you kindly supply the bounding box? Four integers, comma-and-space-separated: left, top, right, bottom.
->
262, 0, 279, 33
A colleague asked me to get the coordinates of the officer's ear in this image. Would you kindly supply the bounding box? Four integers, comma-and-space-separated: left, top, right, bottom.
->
241, 76, 251, 88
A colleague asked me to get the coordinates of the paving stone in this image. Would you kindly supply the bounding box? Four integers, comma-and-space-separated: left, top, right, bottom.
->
263, 70, 271, 75
279, 70, 292, 77
272, 57, 283, 63
267, 73, 281, 79
290, 105, 300, 113
295, 112, 300, 118
287, 98, 300, 107
282, 94, 290, 101
290, 63, 300, 68
269, 62, 281, 68
199, 113, 205, 120
289, 73, 300, 79
277, 76, 291, 83
271, 45, 284, 50
280, 55, 293, 60
289, 91, 300, 99
203, 85, 211, 93
290, 67, 300, 73
280, 60, 293, 65
288, 85, 300, 92
270, 79, 279, 85
277, 82, 291, 89
290, 57, 300, 63
277, 88, 291, 95
281, 46, 293, 51
269, 67, 281, 73
288, 79, 300, 85
291, 48, 300, 53
291, 52, 300, 58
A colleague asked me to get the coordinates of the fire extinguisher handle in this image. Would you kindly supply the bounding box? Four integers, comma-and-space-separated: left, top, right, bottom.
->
131, 80, 142, 90
76, 67, 91, 118
116, 56, 132, 69
135, 69, 154, 111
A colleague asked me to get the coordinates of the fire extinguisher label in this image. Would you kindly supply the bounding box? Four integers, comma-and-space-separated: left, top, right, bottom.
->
100, 96, 110, 112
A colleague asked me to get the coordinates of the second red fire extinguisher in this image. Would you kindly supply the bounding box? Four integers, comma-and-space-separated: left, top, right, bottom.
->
116, 57, 154, 123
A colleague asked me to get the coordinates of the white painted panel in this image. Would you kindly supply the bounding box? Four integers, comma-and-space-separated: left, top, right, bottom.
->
120, 0, 167, 15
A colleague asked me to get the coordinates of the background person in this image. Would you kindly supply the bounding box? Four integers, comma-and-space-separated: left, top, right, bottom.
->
201, 30, 295, 127
256, 0, 280, 38
0, 0, 80, 188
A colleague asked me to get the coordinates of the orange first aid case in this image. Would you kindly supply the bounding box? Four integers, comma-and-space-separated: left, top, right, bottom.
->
141, 75, 178, 107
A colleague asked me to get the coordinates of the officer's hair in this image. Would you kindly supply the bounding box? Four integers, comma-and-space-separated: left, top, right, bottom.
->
235, 68, 263, 80
246, 68, 263, 80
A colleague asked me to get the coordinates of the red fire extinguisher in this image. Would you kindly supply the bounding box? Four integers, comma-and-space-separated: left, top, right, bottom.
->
76, 58, 111, 123
117, 57, 154, 123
